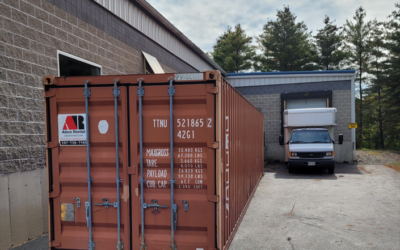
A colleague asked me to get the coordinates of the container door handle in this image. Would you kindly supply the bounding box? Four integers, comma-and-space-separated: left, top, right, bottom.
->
85, 201, 90, 227
172, 204, 178, 231
143, 199, 169, 211
182, 200, 189, 211
93, 198, 118, 209
73, 197, 81, 208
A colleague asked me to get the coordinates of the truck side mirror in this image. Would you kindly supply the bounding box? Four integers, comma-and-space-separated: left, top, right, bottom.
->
279, 135, 284, 145
338, 134, 343, 145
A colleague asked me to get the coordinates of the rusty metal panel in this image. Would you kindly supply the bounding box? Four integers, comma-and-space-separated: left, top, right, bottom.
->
45, 71, 263, 250
45, 85, 130, 249
217, 76, 264, 250
129, 83, 216, 249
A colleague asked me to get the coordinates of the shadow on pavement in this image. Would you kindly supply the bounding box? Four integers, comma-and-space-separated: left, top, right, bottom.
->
264, 162, 363, 180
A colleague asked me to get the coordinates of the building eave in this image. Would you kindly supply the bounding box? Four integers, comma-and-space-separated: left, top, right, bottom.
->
130, 0, 226, 76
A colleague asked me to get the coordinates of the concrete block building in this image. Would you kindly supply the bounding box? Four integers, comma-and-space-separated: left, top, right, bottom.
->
226, 70, 356, 163
0, 0, 224, 249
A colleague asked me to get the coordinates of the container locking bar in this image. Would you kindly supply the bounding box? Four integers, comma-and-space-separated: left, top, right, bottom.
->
168, 78, 177, 250
84, 80, 95, 250
113, 79, 123, 250
138, 79, 147, 250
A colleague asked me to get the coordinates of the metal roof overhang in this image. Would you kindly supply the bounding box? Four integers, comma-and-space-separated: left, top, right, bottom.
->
227, 70, 356, 78
129, 0, 227, 76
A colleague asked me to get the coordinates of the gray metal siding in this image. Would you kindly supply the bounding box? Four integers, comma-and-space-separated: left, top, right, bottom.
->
227, 75, 354, 87
46, 0, 198, 73
94, 0, 214, 72
235, 80, 351, 95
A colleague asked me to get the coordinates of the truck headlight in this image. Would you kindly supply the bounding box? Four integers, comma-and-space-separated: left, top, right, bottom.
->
289, 152, 297, 157
326, 152, 334, 156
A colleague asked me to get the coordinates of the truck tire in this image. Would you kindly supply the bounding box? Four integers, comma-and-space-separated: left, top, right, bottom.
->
328, 164, 335, 174
288, 164, 294, 173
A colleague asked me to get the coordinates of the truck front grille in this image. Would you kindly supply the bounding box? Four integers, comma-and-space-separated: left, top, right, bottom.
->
298, 152, 325, 158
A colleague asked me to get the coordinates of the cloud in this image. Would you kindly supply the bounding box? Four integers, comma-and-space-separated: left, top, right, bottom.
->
147, 0, 397, 52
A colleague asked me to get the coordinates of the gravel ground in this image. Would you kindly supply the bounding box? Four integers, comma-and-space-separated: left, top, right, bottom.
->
355, 150, 400, 165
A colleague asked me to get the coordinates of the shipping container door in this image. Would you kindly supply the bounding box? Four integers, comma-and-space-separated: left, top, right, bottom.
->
47, 86, 130, 249
129, 83, 216, 250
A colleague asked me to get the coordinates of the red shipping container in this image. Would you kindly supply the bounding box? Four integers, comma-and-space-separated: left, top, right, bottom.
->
43, 71, 263, 250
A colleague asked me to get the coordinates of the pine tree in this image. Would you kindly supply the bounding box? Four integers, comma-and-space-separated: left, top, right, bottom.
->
382, 3, 400, 149
211, 24, 256, 73
315, 16, 348, 70
343, 6, 374, 148
365, 20, 386, 149
254, 6, 318, 72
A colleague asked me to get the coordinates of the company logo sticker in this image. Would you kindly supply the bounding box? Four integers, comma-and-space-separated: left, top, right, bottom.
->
58, 114, 87, 146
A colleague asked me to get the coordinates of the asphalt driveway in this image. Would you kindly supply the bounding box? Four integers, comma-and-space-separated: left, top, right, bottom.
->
229, 163, 400, 250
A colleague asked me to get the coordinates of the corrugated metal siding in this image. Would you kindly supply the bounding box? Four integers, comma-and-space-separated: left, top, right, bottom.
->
94, 0, 213, 72
226, 75, 354, 87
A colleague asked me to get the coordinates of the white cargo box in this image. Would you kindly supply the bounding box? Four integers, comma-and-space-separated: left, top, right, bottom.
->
284, 108, 337, 127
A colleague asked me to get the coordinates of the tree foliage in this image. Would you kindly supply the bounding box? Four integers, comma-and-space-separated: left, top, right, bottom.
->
208, 4, 400, 150
343, 6, 374, 148
210, 24, 256, 73
254, 6, 318, 72
315, 16, 348, 70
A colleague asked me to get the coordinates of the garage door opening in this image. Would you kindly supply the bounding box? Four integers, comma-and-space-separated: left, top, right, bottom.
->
286, 98, 328, 109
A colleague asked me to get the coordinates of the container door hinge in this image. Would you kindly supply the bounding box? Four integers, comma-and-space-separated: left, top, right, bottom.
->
46, 142, 58, 149
42, 76, 57, 86
208, 195, 219, 203
207, 142, 219, 149
51, 240, 61, 247
44, 88, 56, 98
207, 86, 219, 94
127, 166, 136, 175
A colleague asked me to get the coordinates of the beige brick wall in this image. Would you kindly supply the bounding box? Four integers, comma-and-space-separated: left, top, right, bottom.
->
0, 0, 177, 175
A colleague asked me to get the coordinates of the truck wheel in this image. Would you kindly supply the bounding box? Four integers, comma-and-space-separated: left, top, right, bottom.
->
288, 165, 294, 173
328, 166, 335, 174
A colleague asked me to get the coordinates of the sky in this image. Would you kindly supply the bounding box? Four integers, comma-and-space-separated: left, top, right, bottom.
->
147, 0, 397, 53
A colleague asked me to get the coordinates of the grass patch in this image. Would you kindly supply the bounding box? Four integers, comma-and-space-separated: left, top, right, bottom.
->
385, 162, 400, 172
368, 151, 383, 155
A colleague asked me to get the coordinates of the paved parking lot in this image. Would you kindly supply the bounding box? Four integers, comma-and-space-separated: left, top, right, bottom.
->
229, 163, 400, 250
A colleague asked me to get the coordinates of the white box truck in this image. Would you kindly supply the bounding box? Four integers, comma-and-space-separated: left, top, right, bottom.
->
279, 108, 343, 174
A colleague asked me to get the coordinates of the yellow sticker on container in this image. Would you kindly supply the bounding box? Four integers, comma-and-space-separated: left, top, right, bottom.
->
61, 203, 75, 221
348, 123, 358, 129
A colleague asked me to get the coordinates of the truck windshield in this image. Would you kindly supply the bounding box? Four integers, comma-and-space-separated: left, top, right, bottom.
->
290, 130, 332, 143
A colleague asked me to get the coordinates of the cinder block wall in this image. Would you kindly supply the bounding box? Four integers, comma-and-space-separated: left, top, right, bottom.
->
244, 94, 281, 144
332, 90, 352, 142
0, 0, 196, 249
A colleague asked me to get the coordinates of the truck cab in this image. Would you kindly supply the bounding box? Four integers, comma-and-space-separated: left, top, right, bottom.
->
287, 128, 336, 174
280, 108, 343, 174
